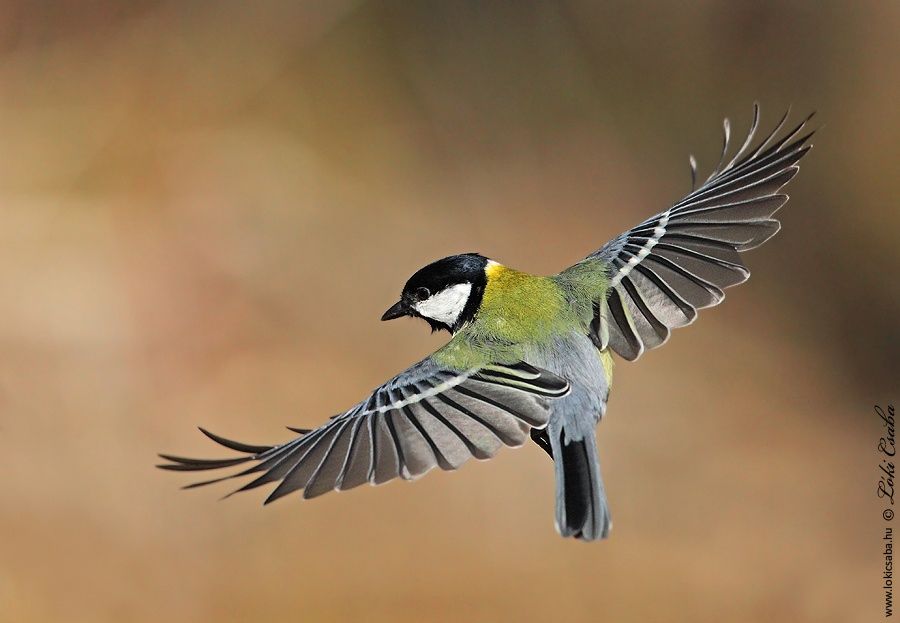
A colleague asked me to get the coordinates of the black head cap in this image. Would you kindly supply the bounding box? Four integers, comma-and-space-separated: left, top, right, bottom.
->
381, 253, 489, 333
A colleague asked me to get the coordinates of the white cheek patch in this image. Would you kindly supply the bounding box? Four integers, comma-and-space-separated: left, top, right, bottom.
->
415, 283, 473, 326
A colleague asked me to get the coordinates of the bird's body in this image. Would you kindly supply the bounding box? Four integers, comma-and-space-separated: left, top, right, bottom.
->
160, 105, 814, 541
434, 260, 607, 370
438, 260, 614, 538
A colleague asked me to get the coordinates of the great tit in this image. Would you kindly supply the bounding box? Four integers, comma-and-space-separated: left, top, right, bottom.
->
159, 105, 814, 541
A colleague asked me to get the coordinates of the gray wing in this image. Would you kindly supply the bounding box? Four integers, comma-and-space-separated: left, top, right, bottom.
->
588, 104, 814, 361
158, 358, 569, 502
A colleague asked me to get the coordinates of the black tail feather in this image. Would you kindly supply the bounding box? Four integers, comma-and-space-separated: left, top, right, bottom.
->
561, 438, 593, 538
547, 424, 611, 542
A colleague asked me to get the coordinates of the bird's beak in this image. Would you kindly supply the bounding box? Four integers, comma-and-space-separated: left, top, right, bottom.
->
381, 300, 409, 321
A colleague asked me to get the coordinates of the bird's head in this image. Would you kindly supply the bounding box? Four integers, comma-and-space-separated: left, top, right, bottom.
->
381, 253, 489, 334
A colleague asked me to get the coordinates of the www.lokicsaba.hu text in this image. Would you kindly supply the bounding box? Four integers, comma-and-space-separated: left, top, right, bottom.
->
886, 528, 894, 617
878, 404, 896, 618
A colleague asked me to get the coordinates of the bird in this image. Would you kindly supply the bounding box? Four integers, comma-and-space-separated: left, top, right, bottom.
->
158, 105, 814, 541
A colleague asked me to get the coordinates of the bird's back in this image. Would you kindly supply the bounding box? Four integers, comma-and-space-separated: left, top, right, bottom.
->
434, 261, 605, 371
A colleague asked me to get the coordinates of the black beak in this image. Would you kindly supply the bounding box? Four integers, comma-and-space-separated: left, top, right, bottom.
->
381, 300, 409, 321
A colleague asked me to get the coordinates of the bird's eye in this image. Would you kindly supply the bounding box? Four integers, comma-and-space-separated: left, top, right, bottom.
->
414, 287, 430, 301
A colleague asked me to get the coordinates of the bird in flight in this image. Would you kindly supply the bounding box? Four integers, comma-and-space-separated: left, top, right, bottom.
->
159, 105, 814, 541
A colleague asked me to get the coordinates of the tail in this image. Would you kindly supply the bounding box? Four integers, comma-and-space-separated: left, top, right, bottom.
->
547, 421, 611, 541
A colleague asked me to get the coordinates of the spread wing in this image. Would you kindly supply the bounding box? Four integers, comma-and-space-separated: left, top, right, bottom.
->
158, 358, 569, 503
587, 104, 814, 360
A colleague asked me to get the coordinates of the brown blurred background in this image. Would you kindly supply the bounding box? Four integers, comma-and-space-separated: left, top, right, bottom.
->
0, 2, 896, 622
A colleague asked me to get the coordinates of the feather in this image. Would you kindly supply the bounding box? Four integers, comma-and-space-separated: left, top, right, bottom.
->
589, 105, 814, 360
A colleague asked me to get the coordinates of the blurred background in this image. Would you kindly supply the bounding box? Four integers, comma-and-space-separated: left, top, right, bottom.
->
0, 2, 896, 622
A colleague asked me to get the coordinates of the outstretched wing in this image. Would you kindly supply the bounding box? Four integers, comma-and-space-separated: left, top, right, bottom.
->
586, 104, 814, 361
158, 358, 569, 502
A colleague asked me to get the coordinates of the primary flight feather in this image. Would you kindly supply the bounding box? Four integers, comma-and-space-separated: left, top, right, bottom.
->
159, 105, 814, 541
